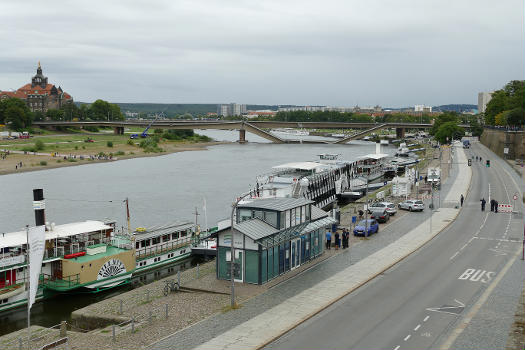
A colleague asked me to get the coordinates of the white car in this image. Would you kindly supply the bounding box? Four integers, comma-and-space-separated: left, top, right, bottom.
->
398, 200, 425, 212
368, 202, 397, 216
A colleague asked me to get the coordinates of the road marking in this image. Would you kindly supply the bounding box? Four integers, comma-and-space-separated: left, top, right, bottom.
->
441, 245, 522, 350
427, 299, 465, 315
488, 248, 507, 256
458, 269, 494, 283
414, 324, 421, 331
404, 335, 411, 341
474, 237, 521, 243
423, 316, 430, 322
394, 346, 400, 350
449, 251, 459, 260
488, 183, 491, 203
460, 244, 468, 250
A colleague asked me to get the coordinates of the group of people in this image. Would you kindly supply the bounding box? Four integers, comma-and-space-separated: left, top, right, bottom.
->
480, 198, 499, 212
326, 228, 350, 250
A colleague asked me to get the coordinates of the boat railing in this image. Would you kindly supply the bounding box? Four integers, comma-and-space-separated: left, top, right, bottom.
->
40, 273, 80, 289
43, 237, 114, 260
136, 237, 194, 260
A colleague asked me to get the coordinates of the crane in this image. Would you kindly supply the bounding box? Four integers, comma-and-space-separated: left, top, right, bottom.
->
130, 114, 160, 139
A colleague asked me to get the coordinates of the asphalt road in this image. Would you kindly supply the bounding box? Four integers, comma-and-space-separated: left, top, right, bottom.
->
265, 142, 524, 350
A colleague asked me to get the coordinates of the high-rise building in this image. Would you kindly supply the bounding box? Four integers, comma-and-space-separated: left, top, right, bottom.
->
478, 92, 493, 113
414, 105, 432, 112
217, 103, 247, 117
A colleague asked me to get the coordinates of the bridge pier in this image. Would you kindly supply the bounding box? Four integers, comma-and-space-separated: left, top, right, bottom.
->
114, 126, 125, 135
238, 129, 247, 143
396, 127, 405, 139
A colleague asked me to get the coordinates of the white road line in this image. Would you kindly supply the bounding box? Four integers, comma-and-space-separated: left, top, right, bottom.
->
460, 244, 468, 250
424, 315, 430, 322
468, 237, 475, 243
450, 251, 459, 260
404, 335, 411, 341
394, 346, 400, 350
414, 324, 421, 331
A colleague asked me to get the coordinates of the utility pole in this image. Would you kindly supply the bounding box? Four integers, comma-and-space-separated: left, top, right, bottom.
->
230, 192, 251, 307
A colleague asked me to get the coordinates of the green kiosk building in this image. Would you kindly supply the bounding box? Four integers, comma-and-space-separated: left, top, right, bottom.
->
214, 197, 336, 284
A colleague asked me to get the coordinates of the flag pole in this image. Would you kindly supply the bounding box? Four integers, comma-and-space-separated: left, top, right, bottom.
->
25, 224, 30, 350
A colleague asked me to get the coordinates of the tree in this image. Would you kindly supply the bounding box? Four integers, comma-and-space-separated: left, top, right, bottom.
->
484, 90, 506, 125
90, 99, 112, 120
430, 112, 458, 135
494, 111, 507, 126
4, 106, 28, 130
434, 121, 464, 144
46, 109, 65, 121
0, 98, 32, 127
506, 107, 525, 126
60, 102, 80, 121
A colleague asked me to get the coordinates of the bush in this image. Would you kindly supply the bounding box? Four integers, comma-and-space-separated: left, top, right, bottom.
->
115, 151, 125, 156
34, 139, 45, 151
127, 139, 135, 146
68, 158, 77, 162
74, 145, 78, 150
107, 141, 113, 147
139, 137, 163, 153
84, 126, 99, 132
39, 161, 47, 166
56, 160, 61, 163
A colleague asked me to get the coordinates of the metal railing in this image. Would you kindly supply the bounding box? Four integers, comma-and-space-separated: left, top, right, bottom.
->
40, 273, 80, 290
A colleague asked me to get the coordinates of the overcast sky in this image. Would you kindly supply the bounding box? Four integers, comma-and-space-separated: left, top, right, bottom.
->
1, 0, 523, 107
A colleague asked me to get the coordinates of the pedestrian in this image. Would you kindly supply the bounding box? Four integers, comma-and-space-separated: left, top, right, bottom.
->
481, 198, 486, 211
342, 229, 349, 249
424, 175, 428, 183
335, 231, 340, 250
490, 199, 494, 211
460, 194, 464, 207
325, 230, 332, 250
358, 209, 364, 220
494, 200, 498, 213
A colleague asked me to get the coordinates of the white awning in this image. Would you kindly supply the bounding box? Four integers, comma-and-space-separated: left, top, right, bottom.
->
357, 153, 389, 160
0, 221, 112, 249
272, 162, 323, 171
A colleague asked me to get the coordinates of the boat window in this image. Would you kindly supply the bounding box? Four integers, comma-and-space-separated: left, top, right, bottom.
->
172, 232, 179, 240
162, 234, 170, 242
145, 239, 151, 247
254, 211, 263, 220
300, 206, 305, 223
264, 211, 278, 228
152, 237, 159, 245
141, 240, 146, 248
239, 209, 252, 222
280, 212, 286, 229
291, 208, 296, 226
181, 230, 187, 237
135, 241, 140, 249
285, 210, 290, 229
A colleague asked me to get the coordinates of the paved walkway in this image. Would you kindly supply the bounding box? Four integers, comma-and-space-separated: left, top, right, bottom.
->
150, 144, 471, 350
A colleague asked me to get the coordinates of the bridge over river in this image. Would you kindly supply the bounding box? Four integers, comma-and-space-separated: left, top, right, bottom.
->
33, 121, 466, 144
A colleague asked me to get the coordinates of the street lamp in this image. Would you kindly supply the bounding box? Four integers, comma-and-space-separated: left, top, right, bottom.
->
230, 191, 252, 307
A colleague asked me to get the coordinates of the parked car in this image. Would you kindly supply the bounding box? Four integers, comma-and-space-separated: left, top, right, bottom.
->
368, 201, 397, 216
398, 199, 425, 212
353, 219, 379, 236
370, 209, 390, 223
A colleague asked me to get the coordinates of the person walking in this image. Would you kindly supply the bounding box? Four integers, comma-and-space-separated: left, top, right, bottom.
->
490, 199, 494, 211
334, 231, 340, 250
325, 230, 332, 250
481, 198, 486, 211
460, 194, 464, 207
494, 200, 499, 213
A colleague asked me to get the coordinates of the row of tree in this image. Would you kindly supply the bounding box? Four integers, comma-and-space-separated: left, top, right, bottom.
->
484, 80, 525, 127
273, 110, 435, 123
0, 98, 124, 131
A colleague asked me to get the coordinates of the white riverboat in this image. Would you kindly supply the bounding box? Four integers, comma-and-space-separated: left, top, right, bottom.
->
270, 128, 309, 136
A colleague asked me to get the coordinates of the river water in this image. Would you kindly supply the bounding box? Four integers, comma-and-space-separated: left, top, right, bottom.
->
0, 130, 395, 333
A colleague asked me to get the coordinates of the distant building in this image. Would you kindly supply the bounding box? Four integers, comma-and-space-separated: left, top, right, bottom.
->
217, 103, 247, 117
0, 62, 73, 113
414, 105, 432, 113
478, 92, 493, 113
246, 110, 277, 118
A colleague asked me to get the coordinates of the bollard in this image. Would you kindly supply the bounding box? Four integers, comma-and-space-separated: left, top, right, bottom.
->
112, 325, 116, 342
131, 317, 135, 333
197, 263, 200, 278
165, 303, 169, 319
18, 337, 22, 350
148, 310, 152, 323
119, 299, 123, 315
60, 320, 67, 337
177, 270, 181, 287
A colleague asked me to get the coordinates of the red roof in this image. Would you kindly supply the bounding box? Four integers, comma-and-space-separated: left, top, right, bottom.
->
2, 83, 72, 100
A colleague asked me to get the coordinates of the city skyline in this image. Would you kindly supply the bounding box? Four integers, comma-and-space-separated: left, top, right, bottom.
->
0, 0, 523, 107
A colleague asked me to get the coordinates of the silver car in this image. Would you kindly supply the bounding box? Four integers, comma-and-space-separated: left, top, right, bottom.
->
398, 200, 425, 212
368, 201, 397, 216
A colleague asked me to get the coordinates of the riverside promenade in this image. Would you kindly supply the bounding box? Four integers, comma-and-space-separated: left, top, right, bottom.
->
150, 143, 472, 350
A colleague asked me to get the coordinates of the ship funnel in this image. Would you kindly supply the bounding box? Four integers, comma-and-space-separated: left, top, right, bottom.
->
33, 188, 46, 228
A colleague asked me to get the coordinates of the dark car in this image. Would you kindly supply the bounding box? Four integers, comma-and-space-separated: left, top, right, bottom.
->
353, 219, 379, 236
370, 209, 390, 223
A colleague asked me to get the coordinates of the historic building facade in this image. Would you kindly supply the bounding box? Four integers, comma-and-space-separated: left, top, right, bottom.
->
0, 63, 73, 112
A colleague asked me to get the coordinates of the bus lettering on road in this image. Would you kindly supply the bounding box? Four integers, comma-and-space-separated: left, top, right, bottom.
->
458, 268, 495, 283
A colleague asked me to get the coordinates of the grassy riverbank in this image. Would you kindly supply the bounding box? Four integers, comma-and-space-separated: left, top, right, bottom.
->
0, 130, 226, 175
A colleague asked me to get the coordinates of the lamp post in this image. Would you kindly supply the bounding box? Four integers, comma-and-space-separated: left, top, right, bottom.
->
230, 192, 251, 307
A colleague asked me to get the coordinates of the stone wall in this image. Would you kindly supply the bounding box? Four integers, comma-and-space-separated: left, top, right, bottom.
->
480, 128, 525, 160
